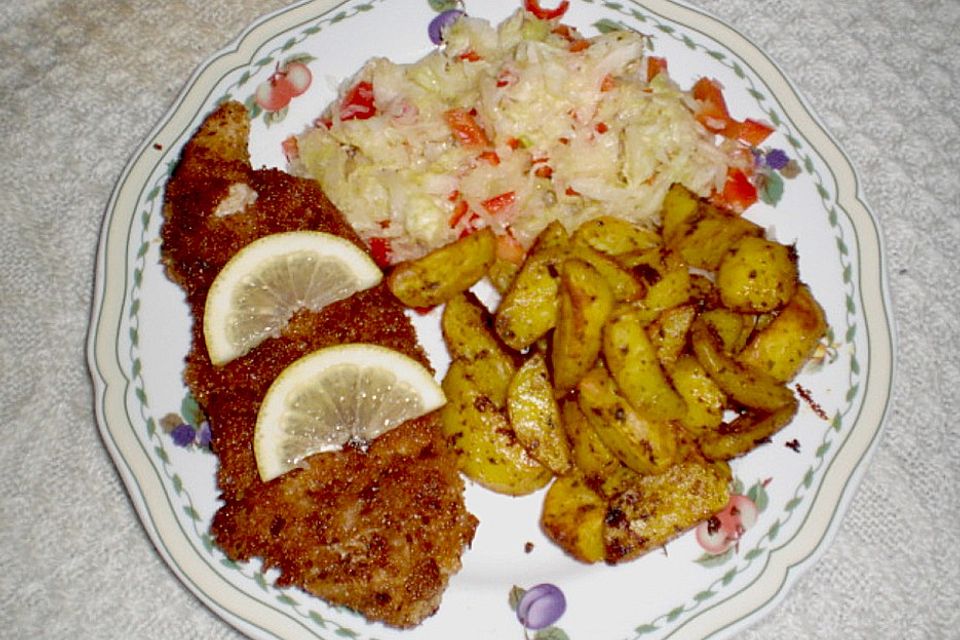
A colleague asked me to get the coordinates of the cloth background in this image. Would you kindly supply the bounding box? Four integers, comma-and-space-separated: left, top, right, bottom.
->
1, 0, 957, 638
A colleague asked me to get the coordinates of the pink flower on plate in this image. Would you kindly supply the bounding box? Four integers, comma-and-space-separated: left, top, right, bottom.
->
695, 493, 759, 555
254, 61, 313, 112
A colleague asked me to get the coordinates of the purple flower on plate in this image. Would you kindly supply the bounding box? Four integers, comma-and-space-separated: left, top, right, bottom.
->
764, 148, 789, 171
171, 423, 198, 447
197, 421, 212, 448
428, 9, 465, 44
516, 583, 566, 630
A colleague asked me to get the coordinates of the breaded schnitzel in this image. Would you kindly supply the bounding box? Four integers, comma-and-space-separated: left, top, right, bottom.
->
161, 101, 477, 628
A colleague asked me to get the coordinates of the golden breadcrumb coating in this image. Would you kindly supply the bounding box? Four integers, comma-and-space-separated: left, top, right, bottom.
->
160, 101, 477, 628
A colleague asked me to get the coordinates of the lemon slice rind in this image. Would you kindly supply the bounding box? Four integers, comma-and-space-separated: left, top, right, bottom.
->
254, 343, 446, 482
203, 231, 382, 366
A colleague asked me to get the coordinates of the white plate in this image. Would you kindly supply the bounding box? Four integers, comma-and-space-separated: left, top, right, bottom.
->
87, 1, 895, 638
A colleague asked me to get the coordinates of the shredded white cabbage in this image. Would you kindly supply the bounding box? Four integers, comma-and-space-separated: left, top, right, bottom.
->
293, 9, 744, 263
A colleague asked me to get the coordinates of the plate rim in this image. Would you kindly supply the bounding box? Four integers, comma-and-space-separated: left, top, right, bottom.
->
86, 0, 896, 638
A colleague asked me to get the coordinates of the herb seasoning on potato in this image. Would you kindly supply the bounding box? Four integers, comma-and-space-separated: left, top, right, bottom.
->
387, 182, 827, 565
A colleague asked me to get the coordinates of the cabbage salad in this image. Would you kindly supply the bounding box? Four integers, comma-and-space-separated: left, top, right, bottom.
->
291, 7, 763, 265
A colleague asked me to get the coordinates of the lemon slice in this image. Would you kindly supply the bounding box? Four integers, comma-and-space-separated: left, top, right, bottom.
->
203, 231, 382, 366
254, 343, 446, 481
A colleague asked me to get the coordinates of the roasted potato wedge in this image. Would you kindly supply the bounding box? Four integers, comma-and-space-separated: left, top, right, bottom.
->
429, 204, 830, 566
570, 243, 645, 302
690, 317, 795, 411
607, 266, 694, 329
441, 292, 516, 406
531, 219, 571, 252
641, 265, 693, 320
541, 473, 607, 564
669, 354, 727, 435
603, 460, 731, 563
442, 291, 506, 360
660, 183, 701, 244
441, 359, 551, 495
487, 257, 521, 294
603, 307, 687, 422
571, 215, 661, 256
698, 397, 799, 461
387, 227, 496, 307
699, 308, 753, 354
495, 223, 570, 350
552, 259, 614, 394
716, 236, 798, 313
577, 366, 677, 475
668, 204, 764, 271
689, 273, 721, 307
738, 284, 828, 381
508, 353, 572, 475
647, 303, 697, 368
560, 399, 623, 490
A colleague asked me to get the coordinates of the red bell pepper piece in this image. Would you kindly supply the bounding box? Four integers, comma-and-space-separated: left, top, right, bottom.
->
481, 191, 517, 215
524, 0, 570, 20
496, 232, 526, 265
478, 150, 501, 165
367, 237, 392, 267
449, 200, 471, 228
340, 81, 376, 121
732, 118, 774, 146
692, 78, 775, 145
646, 56, 668, 82
281, 136, 299, 162
551, 24, 578, 42
692, 77, 734, 133
717, 169, 758, 213
445, 108, 491, 148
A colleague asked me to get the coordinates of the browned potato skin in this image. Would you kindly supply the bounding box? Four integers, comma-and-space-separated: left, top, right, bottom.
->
647, 304, 697, 368
541, 473, 607, 564
644, 265, 693, 314
577, 366, 677, 475
507, 353, 573, 475
716, 236, 799, 313
442, 290, 507, 361
441, 291, 516, 406
431, 186, 831, 565
495, 223, 570, 350
441, 359, 551, 495
552, 259, 614, 395
690, 317, 796, 412
698, 397, 799, 461
387, 227, 496, 307
602, 460, 730, 564
487, 257, 521, 294
738, 284, 828, 382
570, 243, 645, 302
660, 182, 763, 271
669, 354, 727, 435
660, 183, 701, 245
699, 308, 754, 354
603, 307, 687, 422
560, 399, 624, 491
668, 205, 764, 271
571, 215, 661, 256
530, 219, 571, 252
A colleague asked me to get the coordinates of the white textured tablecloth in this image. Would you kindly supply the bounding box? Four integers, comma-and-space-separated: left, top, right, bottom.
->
2, 0, 958, 638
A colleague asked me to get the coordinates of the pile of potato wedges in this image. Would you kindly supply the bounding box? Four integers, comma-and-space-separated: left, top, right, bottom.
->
386, 184, 827, 564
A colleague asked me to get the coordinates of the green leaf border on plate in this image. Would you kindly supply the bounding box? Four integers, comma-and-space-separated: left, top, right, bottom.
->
88, 1, 893, 639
